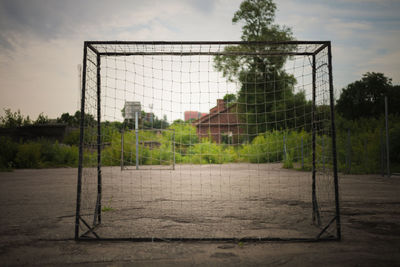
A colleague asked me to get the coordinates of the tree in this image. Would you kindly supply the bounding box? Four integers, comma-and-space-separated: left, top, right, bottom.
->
34, 113, 50, 125
57, 112, 78, 126
336, 72, 400, 120
214, 0, 308, 139
0, 109, 31, 128
71, 110, 95, 126
223, 93, 237, 107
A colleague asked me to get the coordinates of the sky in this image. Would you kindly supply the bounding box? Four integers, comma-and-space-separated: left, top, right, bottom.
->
0, 0, 399, 121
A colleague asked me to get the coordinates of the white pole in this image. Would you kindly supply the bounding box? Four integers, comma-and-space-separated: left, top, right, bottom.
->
135, 111, 139, 170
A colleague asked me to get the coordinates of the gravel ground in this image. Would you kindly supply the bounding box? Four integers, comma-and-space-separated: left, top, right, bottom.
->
0, 165, 399, 266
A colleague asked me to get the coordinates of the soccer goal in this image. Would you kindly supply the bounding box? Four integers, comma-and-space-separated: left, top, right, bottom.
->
120, 128, 175, 171
75, 41, 341, 241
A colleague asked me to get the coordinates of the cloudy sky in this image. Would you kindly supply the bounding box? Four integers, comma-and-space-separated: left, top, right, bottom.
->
0, 0, 399, 121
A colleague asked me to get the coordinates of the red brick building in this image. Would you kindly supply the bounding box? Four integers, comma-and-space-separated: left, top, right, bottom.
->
193, 99, 242, 144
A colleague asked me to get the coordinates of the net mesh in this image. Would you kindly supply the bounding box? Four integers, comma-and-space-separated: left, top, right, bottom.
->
77, 42, 339, 240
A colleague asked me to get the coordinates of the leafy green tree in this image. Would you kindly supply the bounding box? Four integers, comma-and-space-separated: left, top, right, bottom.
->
72, 110, 95, 126
173, 119, 184, 124
57, 112, 78, 126
168, 121, 198, 146
0, 109, 31, 128
223, 93, 237, 107
214, 0, 308, 139
121, 107, 169, 130
336, 72, 400, 120
34, 113, 50, 125
141, 112, 169, 129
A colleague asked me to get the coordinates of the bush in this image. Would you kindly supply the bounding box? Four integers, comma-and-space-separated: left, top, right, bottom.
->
188, 139, 224, 164
0, 137, 18, 170
389, 122, 400, 165
238, 130, 311, 165
63, 129, 80, 146
334, 115, 399, 174
149, 144, 174, 165
102, 131, 122, 166
15, 143, 42, 168
47, 142, 78, 166
167, 123, 198, 155
283, 152, 294, 169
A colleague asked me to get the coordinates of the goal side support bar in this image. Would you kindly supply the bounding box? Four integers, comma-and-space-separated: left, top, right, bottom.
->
327, 42, 341, 240
75, 43, 88, 240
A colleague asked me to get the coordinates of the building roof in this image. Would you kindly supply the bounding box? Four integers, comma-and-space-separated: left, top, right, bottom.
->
193, 102, 239, 126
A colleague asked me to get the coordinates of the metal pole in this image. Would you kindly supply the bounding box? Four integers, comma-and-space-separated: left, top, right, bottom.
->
364, 138, 368, 173
135, 111, 139, 170
322, 135, 325, 172
311, 54, 320, 226
385, 96, 390, 177
121, 129, 124, 171
380, 128, 385, 177
327, 42, 341, 240
283, 135, 287, 160
75, 42, 88, 240
95, 53, 102, 225
347, 129, 351, 173
301, 136, 304, 169
172, 130, 175, 170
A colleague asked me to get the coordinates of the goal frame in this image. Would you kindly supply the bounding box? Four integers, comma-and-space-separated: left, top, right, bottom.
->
74, 40, 341, 242
120, 128, 176, 171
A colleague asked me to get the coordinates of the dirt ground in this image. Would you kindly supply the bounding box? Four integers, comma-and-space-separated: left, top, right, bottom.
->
0, 165, 400, 266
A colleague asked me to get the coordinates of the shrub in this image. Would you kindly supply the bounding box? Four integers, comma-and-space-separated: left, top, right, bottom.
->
15, 143, 42, 168
238, 130, 311, 164
63, 129, 80, 146
283, 152, 294, 169
189, 139, 224, 164
167, 123, 198, 155
0, 137, 18, 170
51, 143, 78, 166
389, 122, 400, 166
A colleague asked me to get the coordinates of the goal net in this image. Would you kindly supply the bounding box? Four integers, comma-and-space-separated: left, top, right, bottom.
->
120, 128, 175, 171
75, 41, 341, 241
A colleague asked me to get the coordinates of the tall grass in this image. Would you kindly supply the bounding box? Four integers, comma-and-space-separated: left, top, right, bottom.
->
2, 115, 399, 174
0, 137, 78, 169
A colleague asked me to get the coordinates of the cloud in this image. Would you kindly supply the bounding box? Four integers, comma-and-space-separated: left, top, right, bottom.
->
187, 0, 216, 14
0, 0, 399, 119
0, 0, 242, 118
0, 0, 214, 50
276, 0, 400, 88
0, 0, 230, 50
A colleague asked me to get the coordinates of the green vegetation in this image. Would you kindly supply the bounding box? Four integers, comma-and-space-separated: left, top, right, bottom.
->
0, 137, 78, 170
101, 206, 113, 212
336, 72, 400, 120
214, 0, 311, 139
1, 107, 399, 174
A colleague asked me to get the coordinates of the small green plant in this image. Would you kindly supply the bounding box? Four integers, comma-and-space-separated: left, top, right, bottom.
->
101, 196, 114, 212
283, 152, 294, 169
101, 206, 113, 212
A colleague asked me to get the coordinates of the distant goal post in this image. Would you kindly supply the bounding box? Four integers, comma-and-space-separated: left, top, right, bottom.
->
120, 128, 176, 171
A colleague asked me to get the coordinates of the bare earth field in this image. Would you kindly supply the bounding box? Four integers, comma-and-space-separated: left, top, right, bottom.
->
0, 164, 400, 266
